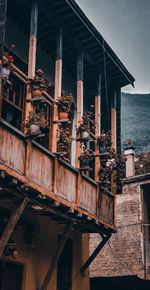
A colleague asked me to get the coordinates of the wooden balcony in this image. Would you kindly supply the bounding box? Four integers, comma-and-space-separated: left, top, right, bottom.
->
0, 118, 116, 234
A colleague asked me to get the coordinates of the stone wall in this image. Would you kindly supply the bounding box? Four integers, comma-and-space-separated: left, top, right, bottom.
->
90, 178, 150, 279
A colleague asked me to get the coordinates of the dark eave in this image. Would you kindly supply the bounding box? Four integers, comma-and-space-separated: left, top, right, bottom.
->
7, 0, 135, 89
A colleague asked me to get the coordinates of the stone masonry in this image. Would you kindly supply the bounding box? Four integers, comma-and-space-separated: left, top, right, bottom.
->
90, 176, 150, 279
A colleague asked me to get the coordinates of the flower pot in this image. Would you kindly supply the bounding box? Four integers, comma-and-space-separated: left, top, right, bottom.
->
2, 66, 10, 80
80, 159, 89, 167
29, 124, 41, 136
32, 90, 42, 98
81, 130, 89, 139
59, 112, 68, 120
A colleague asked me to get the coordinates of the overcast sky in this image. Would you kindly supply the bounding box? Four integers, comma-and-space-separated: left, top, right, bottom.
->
76, 0, 150, 93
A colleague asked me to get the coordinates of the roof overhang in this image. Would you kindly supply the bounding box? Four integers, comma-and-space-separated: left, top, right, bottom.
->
6, 0, 135, 89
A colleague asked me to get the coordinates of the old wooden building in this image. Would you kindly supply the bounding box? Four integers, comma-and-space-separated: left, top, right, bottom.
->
0, 0, 134, 289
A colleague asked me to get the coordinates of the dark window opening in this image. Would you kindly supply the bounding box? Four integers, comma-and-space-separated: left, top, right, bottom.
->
1, 75, 25, 131
0, 260, 23, 290
57, 238, 73, 290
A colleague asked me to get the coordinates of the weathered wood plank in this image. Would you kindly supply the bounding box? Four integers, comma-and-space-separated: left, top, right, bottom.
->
0, 127, 25, 173
57, 162, 77, 203
80, 176, 97, 214
0, 198, 29, 257
98, 190, 114, 224
29, 146, 53, 191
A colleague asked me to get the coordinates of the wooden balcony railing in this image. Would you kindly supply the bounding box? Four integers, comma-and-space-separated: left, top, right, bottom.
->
0, 118, 115, 228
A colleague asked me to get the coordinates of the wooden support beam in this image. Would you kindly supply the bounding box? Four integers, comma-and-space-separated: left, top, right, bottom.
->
25, 139, 31, 178
53, 157, 58, 194
111, 90, 117, 151
40, 221, 73, 290
28, 0, 38, 78
52, 27, 62, 153
80, 232, 111, 274
95, 73, 101, 182
0, 198, 29, 257
76, 53, 83, 168
0, 0, 7, 117
0, 0, 7, 60
76, 172, 81, 206
25, 1, 38, 130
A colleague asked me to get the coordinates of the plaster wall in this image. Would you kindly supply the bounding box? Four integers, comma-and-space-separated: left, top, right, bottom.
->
2, 214, 90, 290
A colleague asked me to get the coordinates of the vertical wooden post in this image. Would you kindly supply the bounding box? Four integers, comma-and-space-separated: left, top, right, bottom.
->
28, 0, 38, 79
0, 0, 7, 116
116, 87, 121, 152
53, 157, 59, 194
25, 1, 38, 125
0, 198, 29, 257
52, 27, 62, 153
76, 172, 81, 206
111, 90, 117, 205
111, 90, 117, 151
95, 73, 101, 182
25, 139, 32, 179
76, 53, 83, 168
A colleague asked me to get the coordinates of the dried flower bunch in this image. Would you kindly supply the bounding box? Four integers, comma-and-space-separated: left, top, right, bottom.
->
24, 109, 47, 129
98, 130, 111, 150
77, 105, 96, 136
57, 125, 74, 158
30, 69, 50, 92
135, 152, 150, 175
56, 92, 74, 114
97, 131, 126, 193
78, 149, 94, 162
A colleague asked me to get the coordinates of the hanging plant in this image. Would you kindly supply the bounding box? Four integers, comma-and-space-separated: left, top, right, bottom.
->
97, 130, 111, 152
97, 131, 126, 193
2, 44, 15, 81
57, 125, 74, 159
30, 69, 51, 98
56, 92, 74, 119
78, 149, 94, 168
24, 109, 47, 136
135, 152, 150, 175
76, 106, 96, 138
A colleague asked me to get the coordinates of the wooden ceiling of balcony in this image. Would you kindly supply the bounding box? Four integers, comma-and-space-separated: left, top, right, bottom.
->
7, 0, 135, 90
0, 170, 115, 235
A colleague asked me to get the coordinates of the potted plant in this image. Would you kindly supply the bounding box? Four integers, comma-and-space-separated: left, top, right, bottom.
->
30, 69, 50, 98
24, 109, 47, 136
78, 149, 93, 168
2, 44, 15, 81
57, 125, 74, 159
77, 120, 90, 139
56, 92, 74, 120
98, 130, 111, 153
76, 106, 96, 139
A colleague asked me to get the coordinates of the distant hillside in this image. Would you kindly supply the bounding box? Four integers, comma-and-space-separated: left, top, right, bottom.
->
121, 92, 150, 153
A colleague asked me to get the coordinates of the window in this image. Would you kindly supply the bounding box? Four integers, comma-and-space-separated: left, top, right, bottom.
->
57, 238, 73, 290
1, 75, 25, 130
0, 260, 23, 290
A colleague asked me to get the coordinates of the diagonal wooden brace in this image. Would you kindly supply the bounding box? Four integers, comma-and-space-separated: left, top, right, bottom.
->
0, 197, 29, 257
40, 221, 74, 290
80, 232, 111, 274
